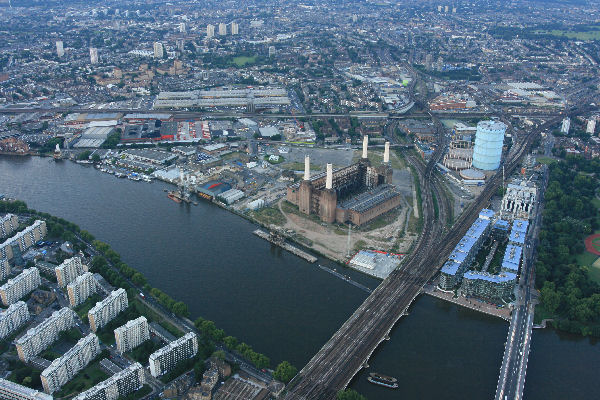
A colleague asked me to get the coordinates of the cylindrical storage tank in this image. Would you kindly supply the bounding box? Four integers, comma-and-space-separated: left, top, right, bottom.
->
472, 120, 506, 170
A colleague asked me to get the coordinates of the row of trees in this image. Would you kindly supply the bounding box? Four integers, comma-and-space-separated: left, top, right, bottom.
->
193, 317, 271, 370
536, 157, 600, 336
2, 199, 303, 387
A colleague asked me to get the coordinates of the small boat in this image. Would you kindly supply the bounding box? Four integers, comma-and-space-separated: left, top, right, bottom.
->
167, 191, 182, 203
367, 372, 398, 389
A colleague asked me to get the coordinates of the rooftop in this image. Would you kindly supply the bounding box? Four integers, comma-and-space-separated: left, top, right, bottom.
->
338, 185, 400, 213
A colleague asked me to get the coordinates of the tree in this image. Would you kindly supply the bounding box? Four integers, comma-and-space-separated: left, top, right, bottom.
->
92, 153, 101, 162
223, 336, 238, 350
540, 282, 562, 314
172, 301, 189, 317
131, 273, 146, 286
273, 361, 297, 383
337, 389, 367, 400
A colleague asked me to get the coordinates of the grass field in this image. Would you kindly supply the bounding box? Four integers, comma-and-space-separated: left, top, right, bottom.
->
233, 56, 257, 67
535, 29, 600, 41
54, 362, 108, 397
536, 156, 557, 165
589, 261, 600, 285
250, 206, 287, 226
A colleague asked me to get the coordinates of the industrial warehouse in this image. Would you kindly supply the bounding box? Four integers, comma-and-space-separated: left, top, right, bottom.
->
286, 136, 399, 226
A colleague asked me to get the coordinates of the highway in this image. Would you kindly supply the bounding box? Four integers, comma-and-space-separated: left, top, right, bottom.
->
283, 103, 593, 400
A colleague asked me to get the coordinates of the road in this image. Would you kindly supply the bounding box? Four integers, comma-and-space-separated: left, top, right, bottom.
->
494, 165, 548, 400
283, 102, 593, 400
0, 106, 567, 120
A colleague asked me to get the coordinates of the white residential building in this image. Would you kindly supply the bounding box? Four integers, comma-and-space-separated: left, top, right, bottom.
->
153, 42, 164, 59
56, 41, 64, 57
0, 268, 41, 306
587, 118, 596, 135
0, 301, 29, 340
231, 22, 239, 35
206, 24, 215, 38
16, 307, 76, 362
90, 47, 98, 64
0, 258, 10, 282
41, 334, 100, 394
74, 363, 145, 400
561, 117, 571, 134
114, 316, 150, 354
501, 181, 537, 220
218, 23, 227, 35
149, 332, 198, 377
0, 220, 47, 261
88, 288, 128, 332
67, 272, 97, 307
0, 214, 19, 238
55, 257, 87, 287
0, 378, 52, 400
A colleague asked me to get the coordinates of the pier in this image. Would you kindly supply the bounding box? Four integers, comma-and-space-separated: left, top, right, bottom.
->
253, 229, 318, 263
317, 264, 373, 294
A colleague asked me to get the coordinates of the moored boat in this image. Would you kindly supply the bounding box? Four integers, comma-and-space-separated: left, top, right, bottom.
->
367, 372, 398, 389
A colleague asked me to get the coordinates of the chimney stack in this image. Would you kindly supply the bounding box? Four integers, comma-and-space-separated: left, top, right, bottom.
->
326, 163, 333, 189
384, 141, 390, 163
362, 135, 369, 159
304, 155, 311, 180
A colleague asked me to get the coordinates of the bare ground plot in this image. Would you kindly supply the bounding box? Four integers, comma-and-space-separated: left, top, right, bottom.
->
284, 146, 355, 168
278, 199, 416, 262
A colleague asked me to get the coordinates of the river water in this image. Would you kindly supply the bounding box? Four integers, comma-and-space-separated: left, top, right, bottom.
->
1, 156, 598, 399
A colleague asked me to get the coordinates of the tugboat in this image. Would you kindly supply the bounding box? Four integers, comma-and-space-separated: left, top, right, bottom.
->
367, 372, 398, 389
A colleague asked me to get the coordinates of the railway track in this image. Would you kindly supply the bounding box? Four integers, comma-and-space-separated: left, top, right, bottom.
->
284, 104, 594, 400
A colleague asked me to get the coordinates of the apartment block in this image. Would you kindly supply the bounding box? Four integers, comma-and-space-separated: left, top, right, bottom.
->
0, 301, 29, 340
73, 363, 145, 400
0, 220, 47, 261
0, 257, 10, 282
88, 288, 128, 332
0, 214, 19, 239
41, 334, 100, 394
0, 268, 41, 306
114, 316, 149, 354
55, 257, 88, 288
149, 332, 198, 377
0, 378, 52, 400
16, 307, 76, 362
67, 272, 97, 307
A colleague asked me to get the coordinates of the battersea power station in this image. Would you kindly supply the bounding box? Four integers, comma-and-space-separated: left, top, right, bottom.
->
287, 136, 401, 226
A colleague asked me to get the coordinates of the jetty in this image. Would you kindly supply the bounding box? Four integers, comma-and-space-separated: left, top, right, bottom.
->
253, 229, 317, 263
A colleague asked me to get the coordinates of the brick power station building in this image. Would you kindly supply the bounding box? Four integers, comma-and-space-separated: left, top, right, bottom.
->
287, 136, 400, 226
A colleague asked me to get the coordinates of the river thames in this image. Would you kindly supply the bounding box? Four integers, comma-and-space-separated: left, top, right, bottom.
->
1, 156, 598, 399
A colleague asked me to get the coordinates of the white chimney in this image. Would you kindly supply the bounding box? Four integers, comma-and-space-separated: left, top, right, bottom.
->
362, 135, 369, 159
384, 142, 390, 163
326, 163, 333, 189
304, 155, 310, 180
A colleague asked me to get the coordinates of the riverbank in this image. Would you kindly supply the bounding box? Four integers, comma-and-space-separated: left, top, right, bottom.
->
422, 284, 511, 321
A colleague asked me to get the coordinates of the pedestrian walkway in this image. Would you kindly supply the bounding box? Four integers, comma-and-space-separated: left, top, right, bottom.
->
422, 283, 511, 321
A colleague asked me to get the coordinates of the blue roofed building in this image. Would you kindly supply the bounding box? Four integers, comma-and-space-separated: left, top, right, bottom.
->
512, 219, 529, 233
439, 215, 494, 291
509, 230, 526, 246
439, 261, 463, 290
479, 208, 495, 220
501, 244, 522, 273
